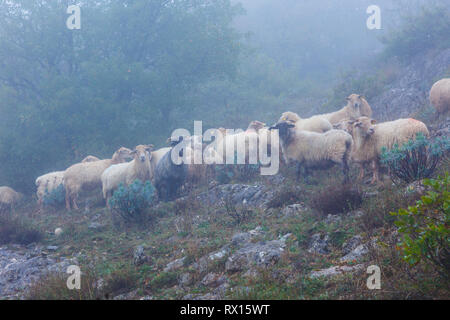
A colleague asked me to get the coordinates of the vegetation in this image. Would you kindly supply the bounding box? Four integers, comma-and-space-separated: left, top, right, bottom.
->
310, 183, 363, 216
0, 214, 43, 245
42, 184, 66, 209
391, 174, 449, 279
109, 180, 156, 224
381, 134, 450, 184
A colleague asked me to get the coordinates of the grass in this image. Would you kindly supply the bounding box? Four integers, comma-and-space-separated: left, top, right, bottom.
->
7, 164, 450, 300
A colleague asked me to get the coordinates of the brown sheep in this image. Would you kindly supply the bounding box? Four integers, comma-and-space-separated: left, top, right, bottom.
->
64, 147, 132, 210
0, 186, 23, 213
350, 117, 429, 184
320, 94, 372, 124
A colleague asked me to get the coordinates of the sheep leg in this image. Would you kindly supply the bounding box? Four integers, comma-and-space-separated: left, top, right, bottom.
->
295, 162, 302, 181
370, 160, 379, 184
357, 164, 365, 181
65, 190, 71, 210
72, 193, 79, 210
342, 160, 350, 184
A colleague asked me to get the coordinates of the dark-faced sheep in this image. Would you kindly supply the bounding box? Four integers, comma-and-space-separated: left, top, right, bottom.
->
271, 121, 353, 183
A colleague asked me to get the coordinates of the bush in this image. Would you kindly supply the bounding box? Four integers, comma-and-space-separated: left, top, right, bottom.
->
0, 215, 43, 245
391, 173, 449, 279
26, 267, 104, 300
109, 180, 155, 224
310, 184, 362, 216
381, 133, 450, 184
42, 184, 65, 209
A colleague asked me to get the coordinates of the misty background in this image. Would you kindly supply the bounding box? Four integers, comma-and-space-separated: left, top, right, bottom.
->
0, 0, 449, 192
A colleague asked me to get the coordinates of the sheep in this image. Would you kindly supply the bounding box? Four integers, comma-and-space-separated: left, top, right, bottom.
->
278, 111, 332, 133
270, 121, 353, 183
101, 145, 153, 206
153, 139, 190, 202
81, 155, 100, 163
63, 147, 132, 210
0, 186, 23, 213
430, 78, 450, 116
150, 147, 172, 181
319, 94, 372, 124
350, 117, 430, 184
35, 171, 65, 208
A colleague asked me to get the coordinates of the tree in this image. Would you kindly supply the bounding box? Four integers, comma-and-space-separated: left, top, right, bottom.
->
0, 0, 243, 192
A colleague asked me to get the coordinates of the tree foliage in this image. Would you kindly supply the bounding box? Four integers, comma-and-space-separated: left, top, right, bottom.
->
0, 0, 243, 192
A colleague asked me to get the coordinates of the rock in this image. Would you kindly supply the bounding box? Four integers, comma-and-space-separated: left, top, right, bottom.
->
200, 273, 228, 288
196, 184, 275, 209
113, 289, 138, 300
405, 180, 426, 196
324, 214, 341, 224
371, 48, 450, 120
179, 273, 193, 287
342, 235, 363, 255
225, 235, 290, 273
140, 295, 154, 300
340, 239, 377, 263
88, 222, 106, 230
54, 228, 63, 237
307, 233, 330, 255
133, 245, 148, 266
309, 264, 365, 279
164, 257, 186, 272
281, 203, 307, 217
46, 246, 58, 251
0, 245, 77, 299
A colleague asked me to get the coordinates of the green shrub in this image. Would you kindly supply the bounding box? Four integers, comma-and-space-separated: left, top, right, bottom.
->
42, 184, 65, 208
381, 133, 450, 184
109, 179, 155, 224
391, 173, 449, 279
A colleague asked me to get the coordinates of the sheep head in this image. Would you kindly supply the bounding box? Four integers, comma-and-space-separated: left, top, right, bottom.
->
352, 117, 376, 138
270, 121, 295, 141
247, 120, 266, 132
131, 144, 154, 163
346, 94, 371, 118
112, 147, 133, 163
278, 111, 301, 124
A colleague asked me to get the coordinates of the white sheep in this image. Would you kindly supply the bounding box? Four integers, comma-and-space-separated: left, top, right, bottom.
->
350, 117, 430, 184
64, 147, 132, 210
81, 155, 100, 163
271, 121, 353, 183
319, 94, 372, 124
278, 111, 332, 133
430, 78, 450, 116
101, 144, 153, 206
0, 186, 23, 213
35, 171, 65, 208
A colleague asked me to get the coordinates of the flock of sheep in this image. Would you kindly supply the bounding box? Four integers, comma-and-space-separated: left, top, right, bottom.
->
0, 78, 448, 213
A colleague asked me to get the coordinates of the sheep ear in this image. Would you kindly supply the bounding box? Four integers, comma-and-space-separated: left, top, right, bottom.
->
371, 119, 377, 124
130, 149, 137, 155
346, 97, 351, 101
354, 121, 362, 127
